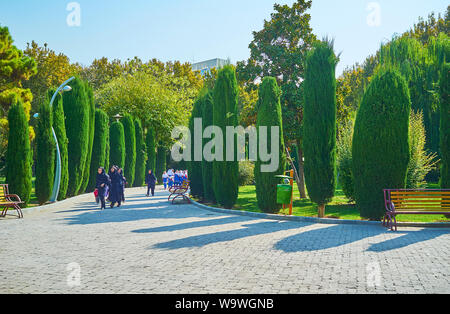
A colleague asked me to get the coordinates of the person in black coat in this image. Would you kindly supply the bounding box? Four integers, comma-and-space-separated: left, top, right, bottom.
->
108, 166, 122, 208
145, 169, 157, 197
118, 168, 126, 203
95, 167, 110, 210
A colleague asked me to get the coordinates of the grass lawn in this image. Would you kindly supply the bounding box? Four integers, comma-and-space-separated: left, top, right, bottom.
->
233, 185, 450, 223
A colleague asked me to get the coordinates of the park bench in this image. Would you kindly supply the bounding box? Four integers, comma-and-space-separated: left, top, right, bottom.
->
383, 189, 450, 231
168, 180, 191, 204
0, 184, 24, 219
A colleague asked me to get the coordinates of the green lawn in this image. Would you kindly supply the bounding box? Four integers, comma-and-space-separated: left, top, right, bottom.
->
234, 185, 450, 223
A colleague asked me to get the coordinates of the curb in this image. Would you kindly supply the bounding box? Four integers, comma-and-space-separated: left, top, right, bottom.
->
189, 198, 450, 229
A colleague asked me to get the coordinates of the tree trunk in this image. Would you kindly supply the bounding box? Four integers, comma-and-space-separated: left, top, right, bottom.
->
296, 139, 307, 199
318, 204, 325, 218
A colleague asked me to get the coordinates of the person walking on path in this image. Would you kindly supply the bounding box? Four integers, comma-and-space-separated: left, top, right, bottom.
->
108, 166, 122, 208
145, 169, 157, 197
95, 167, 110, 210
118, 168, 127, 203
162, 171, 168, 190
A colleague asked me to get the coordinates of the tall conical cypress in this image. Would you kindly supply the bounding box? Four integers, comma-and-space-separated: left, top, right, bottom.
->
87, 109, 109, 192
146, 127, 156, 172
440, 62, 449, 188
303, 39, 338, 218
6, 98, 32, 206
188, 92, 205, 198
353, 69, 411, 220
50, 89, 69, 201
202, 90, 216, 203
155, 143, 166, 183
212, 65, 239, 208
62, 77, 90, 197
134, 118, 147, 187
35, 96, 55, 205
121, 114, 136, 186
109, 120, 125, 169
254, 77, 286, 213
79, 81, 96, 194
104, 121, 110, 172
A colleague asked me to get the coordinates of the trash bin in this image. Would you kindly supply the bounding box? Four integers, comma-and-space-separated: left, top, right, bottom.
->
277, 184, 292, 205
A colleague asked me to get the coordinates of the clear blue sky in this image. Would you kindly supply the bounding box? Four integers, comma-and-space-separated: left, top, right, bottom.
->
0, 0, 447, 76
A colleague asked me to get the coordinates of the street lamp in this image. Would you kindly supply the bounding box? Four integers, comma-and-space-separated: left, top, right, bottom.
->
113, 114, 122, 122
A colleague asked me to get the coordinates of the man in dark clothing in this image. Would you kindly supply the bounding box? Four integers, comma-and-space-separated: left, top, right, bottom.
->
109, 166, 123, 208
95, 167, 110, 210
145, 169, 157, 197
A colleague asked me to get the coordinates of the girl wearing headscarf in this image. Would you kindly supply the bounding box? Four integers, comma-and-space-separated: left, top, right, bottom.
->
118, 168, 127, 203
108, 166, 122, 208
95, 167, 110, 210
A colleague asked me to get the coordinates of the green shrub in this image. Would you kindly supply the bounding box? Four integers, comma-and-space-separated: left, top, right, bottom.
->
35, 96, 55, 205
353, 69, 411, 220
121, 114, 136, 186
212, 65, 239, 209
109, 121, 125, 169
6, 98, 32, 205
87, 109, 109, 192
134, 118, 146, 187
189, 93, 205, 198
239, 160, 255, 186
254, 77, 286, 213
303, 39, 338, 217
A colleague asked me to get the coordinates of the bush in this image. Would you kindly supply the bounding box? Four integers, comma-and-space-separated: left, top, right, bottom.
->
109, 121, 125, 169
254, 77, 286, 213
352, 69, 411, 220
121, 114, 136, 186
336, 123, 355, 202
35, 97, 55, 205
239, 161, 255, 186
6, 98, 33, 205
87, 109, 109, 192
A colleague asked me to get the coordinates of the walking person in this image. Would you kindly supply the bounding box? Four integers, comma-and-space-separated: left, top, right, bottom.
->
118, 168, 127, 203
162, 171, 168, 190
108, 166, 122, 208
95, 167, 110, 210
145, 169, 157, 197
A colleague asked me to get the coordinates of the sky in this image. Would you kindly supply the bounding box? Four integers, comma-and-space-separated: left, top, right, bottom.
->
0, 0, 448, 76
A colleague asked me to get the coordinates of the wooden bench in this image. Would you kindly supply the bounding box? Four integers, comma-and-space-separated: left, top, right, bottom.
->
0, 184, 24, 219
168, 180, 191, 204
383, 189, 450, 231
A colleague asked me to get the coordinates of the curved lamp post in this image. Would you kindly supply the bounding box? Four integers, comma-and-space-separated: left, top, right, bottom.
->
49, 77, 75, 202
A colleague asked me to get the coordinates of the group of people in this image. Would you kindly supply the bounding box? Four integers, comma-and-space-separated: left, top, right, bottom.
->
95, 166, 127, 210
161, 169, 188, 190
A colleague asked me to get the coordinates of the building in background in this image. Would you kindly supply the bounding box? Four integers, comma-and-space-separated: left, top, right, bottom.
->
191, 58, 230, 76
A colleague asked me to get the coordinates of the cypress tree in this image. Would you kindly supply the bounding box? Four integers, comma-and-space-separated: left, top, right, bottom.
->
303, 39, 338, 218
79, 82, 96, 194
62, 77, 90, 197
6, 98, 32, 206
440, 62, 449, 188
254, 77, 286, 213
212, 65, 239, 208
188, 92, 205, 198
155, 143, 166, 183
86, 109, 109, 192
104, 121, 110, 172
109, 121, 125, 169
202, 90, 216, 203
146, 127, 156, 172
352, 69, 411, 220
50, 89, 69, 201
121, 114, 136, 186
134, 118, 147, 187
35, 96, 55, 205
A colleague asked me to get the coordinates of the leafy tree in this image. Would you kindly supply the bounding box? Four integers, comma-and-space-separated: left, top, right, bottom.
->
134, 118, 147, 187
188, 92, 205, 198
109, 120, 125, 169
212, 66, 239, 209
441, 62, 450, 188
50, 88, 69, 200
201, 90, 216, 203
254, 77, 286, 213
236, 0, 317, 199
62, 77, 90, 196
87, 109, 109, 192
6, 97, 32, 205
121, 114, 136, 186
35, 95, 55, 205
353, 69, 411, 220
146, 127, 156, 172
303, 39, 338, 218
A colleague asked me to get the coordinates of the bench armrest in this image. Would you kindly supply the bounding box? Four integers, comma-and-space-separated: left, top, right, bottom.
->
385, 200, 395, 213
6, 194, 23, 203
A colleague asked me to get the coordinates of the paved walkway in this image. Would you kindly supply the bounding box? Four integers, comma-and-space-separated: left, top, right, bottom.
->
0, 187, 449, 294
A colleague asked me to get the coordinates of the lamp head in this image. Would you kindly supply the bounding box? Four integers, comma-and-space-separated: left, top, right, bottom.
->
62, 85, 72, 93
33, 113, 39, 119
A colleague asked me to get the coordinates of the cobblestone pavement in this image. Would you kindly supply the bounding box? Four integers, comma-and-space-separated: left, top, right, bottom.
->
0, 187, 449, 294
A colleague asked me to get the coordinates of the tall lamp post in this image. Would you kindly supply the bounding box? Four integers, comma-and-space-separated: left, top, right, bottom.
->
49, 77, 75, 202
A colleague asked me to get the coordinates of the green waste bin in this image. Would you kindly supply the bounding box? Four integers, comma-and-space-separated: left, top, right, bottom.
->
277, 184, 292, 205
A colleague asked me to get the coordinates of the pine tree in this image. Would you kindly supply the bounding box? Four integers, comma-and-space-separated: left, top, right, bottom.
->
202, 90, 216, 203
303, 39, 338, 218
254, 77, 286, 213
87, 109, 109, 192
440, 62, 449, 188
134, 118, 147, 187
212, 65, 239, 208
353, 68, 411, 220
35, 95, 55, 205
121, 114, 136, 186
109, 121, 125, 169
62, 77, 90, 196
6, 97, 32, 205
